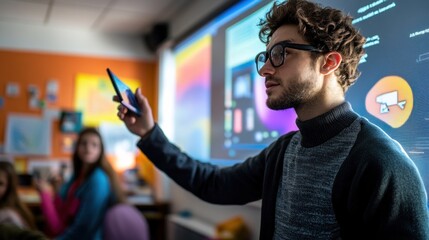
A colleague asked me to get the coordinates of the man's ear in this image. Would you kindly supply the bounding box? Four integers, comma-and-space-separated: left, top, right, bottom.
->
320, 52, 342, 74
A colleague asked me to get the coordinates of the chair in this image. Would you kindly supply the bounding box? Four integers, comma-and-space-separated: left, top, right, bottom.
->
103, 203, 150, 240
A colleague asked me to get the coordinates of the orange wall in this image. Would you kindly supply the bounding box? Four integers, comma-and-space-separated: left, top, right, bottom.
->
0, 49, 158, 159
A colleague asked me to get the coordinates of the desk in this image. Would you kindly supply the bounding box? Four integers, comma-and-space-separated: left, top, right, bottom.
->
135, 201, 170, 240
167, 214, 217, 240
19, 187, 170, 240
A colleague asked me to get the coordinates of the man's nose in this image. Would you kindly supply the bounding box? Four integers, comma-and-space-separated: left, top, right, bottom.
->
259, 60, 275, 77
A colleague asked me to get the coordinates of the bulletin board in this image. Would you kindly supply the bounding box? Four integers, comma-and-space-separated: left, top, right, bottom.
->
0, 49, 158, 175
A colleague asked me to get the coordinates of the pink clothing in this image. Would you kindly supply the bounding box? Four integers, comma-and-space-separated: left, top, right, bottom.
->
39, 186, 80, 237
39, 168, 112, 239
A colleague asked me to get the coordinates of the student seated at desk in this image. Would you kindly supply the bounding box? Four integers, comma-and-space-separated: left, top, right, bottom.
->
0, 161, 36, 230
35, 127, 125, 240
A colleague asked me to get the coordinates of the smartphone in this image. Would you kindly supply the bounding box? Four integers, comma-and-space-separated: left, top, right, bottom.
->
107, 68, 142, 116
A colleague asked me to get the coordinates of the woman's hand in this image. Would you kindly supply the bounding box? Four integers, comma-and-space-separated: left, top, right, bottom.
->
49, 174, 63, 194
34, 178, 54, 196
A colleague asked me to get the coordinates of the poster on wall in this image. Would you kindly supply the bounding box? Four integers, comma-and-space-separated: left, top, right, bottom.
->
5, 114, 52, 156
59, 110, 82, 133
46, 80, 59, 104
6, 83, 20, 97
74, 73, 140, 127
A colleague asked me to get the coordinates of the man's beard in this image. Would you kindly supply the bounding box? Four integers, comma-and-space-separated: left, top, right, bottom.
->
266, 79, 316, 110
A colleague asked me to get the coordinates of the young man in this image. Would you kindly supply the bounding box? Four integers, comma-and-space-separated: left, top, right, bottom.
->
116, 0, 429, 239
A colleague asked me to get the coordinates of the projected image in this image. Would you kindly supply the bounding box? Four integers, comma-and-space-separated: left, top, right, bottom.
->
328, 0, 429, 192
169, 0, 429, 192
219, 60, 297, 160
174, 35, 212, 161
208, 1, 298, 161
340, 0, 429, 165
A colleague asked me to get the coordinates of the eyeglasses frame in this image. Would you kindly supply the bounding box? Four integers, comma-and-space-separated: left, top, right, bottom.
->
255, 41, 324, 73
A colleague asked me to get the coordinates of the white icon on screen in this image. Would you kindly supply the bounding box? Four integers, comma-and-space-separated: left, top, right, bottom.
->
416, 52, 429, 63
375, 91, 406, 114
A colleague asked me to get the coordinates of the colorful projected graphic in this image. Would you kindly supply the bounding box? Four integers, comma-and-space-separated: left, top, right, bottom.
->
221, 60, 298, 159
165, 0, 429, 196
253, 74, 298, 133
174, 35, 212, 161
215, 1, 297, 161
365, 76, 413, 128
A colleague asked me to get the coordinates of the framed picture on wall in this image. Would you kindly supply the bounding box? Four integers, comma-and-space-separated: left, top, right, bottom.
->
5, 114, 51, 156
59, 110, 82, 133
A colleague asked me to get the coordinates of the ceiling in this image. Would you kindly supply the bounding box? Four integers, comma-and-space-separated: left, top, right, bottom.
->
0, 0, 191, 35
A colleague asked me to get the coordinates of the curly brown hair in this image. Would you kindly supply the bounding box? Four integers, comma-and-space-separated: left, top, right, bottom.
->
259, 0, 366, 91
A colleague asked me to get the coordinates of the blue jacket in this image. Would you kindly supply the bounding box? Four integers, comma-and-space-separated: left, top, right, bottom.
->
57, 168, 111, 240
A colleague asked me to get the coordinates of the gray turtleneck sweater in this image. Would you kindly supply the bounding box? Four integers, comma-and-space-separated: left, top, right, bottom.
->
137, 102, 429, 240
274, 107, 361, 239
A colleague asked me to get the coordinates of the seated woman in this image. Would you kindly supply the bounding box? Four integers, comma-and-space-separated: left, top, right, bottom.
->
36, 127, 125, 239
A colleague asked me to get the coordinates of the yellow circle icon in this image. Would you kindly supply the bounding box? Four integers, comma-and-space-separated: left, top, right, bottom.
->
365, 76, 413, 128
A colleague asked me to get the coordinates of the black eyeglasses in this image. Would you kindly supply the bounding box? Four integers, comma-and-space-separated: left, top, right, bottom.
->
255, 41, 323, 75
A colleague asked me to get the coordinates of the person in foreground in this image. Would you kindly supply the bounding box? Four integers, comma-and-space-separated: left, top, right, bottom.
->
35, 127, 125, 240
0, 161, 37, 230
0, 161, 48, 240
0, 224, 47, 240
116, 0, 429, 239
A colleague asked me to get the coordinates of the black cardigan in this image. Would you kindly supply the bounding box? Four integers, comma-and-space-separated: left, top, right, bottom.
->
137, 104, 428, 239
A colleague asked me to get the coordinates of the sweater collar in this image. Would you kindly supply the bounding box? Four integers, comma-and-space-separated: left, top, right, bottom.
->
295, 102, 359, 147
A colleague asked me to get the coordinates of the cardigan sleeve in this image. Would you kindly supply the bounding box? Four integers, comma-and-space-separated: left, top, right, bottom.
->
137, 124, 267, 204
333, 120, 429, 239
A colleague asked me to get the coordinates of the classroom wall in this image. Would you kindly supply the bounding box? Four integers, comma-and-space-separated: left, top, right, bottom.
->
0, 49, 157, 163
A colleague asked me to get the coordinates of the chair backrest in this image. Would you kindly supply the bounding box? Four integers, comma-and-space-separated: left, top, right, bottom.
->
103, 203, 150, 240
